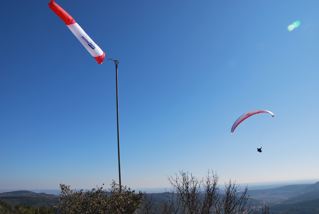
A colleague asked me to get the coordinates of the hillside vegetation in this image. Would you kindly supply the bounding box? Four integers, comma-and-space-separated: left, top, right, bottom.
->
1, 177, 319, 213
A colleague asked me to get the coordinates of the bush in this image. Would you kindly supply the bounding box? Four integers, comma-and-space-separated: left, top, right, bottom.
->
58, 181, 143, 214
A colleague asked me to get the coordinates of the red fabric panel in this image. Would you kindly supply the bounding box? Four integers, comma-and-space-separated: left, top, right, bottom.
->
49, 0, 76, 25
95, 53, 106, 64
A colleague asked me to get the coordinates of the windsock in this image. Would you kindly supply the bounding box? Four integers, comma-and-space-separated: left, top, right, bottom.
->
48, 0, 105, 64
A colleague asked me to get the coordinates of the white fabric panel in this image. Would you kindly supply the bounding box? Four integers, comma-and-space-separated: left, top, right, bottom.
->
67, 23, 104, 57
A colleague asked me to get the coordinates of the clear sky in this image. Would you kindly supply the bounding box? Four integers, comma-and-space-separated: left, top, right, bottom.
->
1, 0, 319, 191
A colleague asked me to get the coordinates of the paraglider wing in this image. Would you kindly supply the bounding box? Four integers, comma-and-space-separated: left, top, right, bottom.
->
231, 110, 274, 133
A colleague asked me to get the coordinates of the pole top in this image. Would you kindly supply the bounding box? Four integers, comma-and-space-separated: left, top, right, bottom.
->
108, 58, 119, 65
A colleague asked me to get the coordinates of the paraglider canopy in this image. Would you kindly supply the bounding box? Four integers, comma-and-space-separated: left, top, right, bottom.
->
231, 110, 275, 133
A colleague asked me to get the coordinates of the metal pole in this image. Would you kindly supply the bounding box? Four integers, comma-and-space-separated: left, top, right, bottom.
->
113, 59, 122, 192
109, 58, 122, 192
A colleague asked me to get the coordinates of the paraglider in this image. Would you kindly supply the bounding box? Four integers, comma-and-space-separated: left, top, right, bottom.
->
48, 0, 105, 64
231, 110, 274, 153
231, 110, 275, 133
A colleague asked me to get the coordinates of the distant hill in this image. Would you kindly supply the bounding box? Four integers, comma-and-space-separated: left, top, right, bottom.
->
280, 182, 319, 204
0, 190, 58, 207
248, 182, 319, 204
247, 182, 319, 213
271, 198, 319, 214
1, 182, 319, 212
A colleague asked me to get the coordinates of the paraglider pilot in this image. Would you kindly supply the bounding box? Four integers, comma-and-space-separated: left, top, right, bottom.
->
257, 147, 262, 153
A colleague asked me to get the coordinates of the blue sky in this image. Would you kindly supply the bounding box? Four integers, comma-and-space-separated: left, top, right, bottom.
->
1, 0, 319, 191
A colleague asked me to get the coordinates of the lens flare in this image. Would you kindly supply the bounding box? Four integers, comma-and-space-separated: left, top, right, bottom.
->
287, 20, 301, 32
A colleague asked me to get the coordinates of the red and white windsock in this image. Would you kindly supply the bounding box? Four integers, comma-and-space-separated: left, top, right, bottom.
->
48, 0, 105, 64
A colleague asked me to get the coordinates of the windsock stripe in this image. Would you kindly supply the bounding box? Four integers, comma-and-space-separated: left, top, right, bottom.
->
95, 53, 106, 64
48, 0, 75, 25
67, 23, 104, 57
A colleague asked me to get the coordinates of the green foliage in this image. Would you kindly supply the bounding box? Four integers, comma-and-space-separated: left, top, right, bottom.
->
58, 184, 108, 214
107, 182, 143, 214
0, 200, 56, 214
58, 181, 143, 214
0, 200, 13, 214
